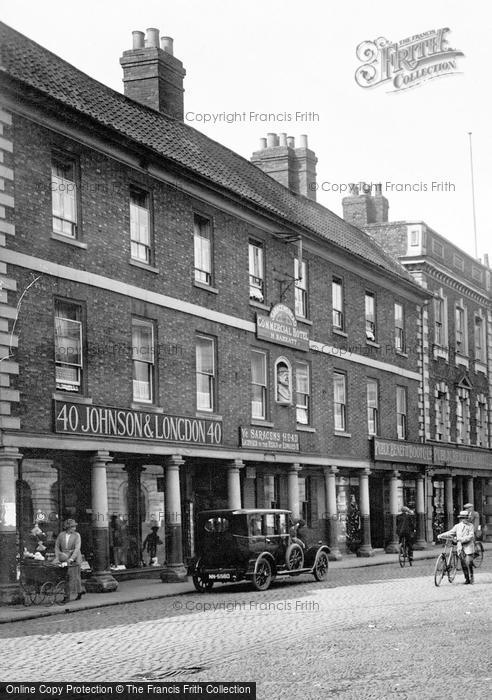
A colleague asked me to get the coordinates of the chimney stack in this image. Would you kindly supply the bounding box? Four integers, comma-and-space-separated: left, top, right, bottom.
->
120, 28, 186, 120
342, 182, 389, 226
251, 133, 318, 201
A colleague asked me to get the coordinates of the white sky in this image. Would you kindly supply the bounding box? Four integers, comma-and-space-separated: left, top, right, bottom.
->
3, 0, 491, 259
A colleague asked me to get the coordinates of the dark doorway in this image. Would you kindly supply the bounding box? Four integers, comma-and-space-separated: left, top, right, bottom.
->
369, 475, 385, 548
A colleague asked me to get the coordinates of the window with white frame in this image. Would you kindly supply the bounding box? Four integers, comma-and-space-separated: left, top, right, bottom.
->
194, 214, 212, 285
365, 292, 376, 341
249, 240, 265, 302
251, 350, 267, 419
474, 315, 486, 362
51, 155, 78, 238
332, 278, 344, 331
394, 302, 405, 352
54, 300, 83, 392
455, 304, 467, 354
434, 295, 446, 347
333, 372, 347, 432
476, 395, 488, 447
396, 386, 407, 440
367, 379, 379, 435
456, 387, 470, 444
196, 335, 216, 412
130, 187, 151, 264
294, 258, 308, 318
296, 361, 310, 425
435, 384, 449, 441
132, 318, 155, 402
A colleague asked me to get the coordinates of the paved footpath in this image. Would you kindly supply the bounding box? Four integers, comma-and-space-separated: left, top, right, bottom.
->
0, 546, 449, 624
0, 556, 491, 699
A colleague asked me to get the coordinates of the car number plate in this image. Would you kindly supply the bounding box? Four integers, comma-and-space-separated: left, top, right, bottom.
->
209, 573, 231, 580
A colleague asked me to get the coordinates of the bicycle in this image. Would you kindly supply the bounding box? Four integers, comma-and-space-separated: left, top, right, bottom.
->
398, 536, 411, 567
434, 537, 460, 586
473, 539, 484, 569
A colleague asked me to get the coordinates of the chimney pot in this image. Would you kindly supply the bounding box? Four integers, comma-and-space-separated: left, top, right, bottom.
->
349, 183, 359, 196
161, 36, 174, 54
299, 134, 308, 148
266, 133, 278, 148
279, 133, 287, 147
259, 138, 267, 150
146, 28, 160, 48
132, 31, 145, 49
287, 136, 295, 148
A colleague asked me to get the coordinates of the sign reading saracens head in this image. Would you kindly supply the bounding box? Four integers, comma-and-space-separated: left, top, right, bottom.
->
256, 304, 309, 351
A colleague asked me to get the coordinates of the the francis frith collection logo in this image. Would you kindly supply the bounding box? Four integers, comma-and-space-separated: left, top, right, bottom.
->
355, 28, 464, 92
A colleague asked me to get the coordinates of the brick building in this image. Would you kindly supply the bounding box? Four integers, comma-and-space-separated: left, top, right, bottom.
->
343, 184, 492, 542
0, 23, 429, 602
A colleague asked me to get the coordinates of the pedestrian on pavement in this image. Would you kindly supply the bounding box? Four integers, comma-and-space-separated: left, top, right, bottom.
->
54, 518, 85, 602
438, 510, 475, 584
396, 506, 416, 563
142, 525, 163, 565
463, 502, 481, 537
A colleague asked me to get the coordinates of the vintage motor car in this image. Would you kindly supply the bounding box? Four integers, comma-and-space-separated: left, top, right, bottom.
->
188, 508, 330, 592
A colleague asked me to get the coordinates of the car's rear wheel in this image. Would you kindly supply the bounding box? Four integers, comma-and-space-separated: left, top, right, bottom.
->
285, 543, 304, 571
192, 573, 214, 593
252, 557, 272, 591
313, 551, 329, 581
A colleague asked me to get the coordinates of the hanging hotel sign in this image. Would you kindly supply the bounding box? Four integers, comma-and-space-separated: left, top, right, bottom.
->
256, 304, 309, 351
54, 401, 222, 445
239, 426, 300, 452
373, 438, 432, 464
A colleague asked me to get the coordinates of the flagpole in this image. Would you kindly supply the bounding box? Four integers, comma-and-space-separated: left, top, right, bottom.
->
468, 132, 478, 259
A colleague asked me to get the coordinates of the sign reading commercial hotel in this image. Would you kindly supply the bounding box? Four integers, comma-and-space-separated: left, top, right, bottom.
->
256, 304, 309, 351
54, 401, 222, 445
240, 427, 299, 452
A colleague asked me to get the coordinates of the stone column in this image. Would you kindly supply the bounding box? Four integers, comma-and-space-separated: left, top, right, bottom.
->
227, 460, 243, 509
287, 464, 302, 520
0, 448, 22, 604
466, 477, 474, 506
485, 478, 492, 543
323, 466, 341, 560
444, 474, 454, 530
357, 468, 374, 557
414, 473, 426, 549
160, 455, 187, 582
385, 470, 400, 553
456, 476, 463, 510
85, 451, 118, 593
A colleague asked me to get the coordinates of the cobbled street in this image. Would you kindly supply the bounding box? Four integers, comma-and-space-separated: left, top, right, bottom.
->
1, 559, 491, 699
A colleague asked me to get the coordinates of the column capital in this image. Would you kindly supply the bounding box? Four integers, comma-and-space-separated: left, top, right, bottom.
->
362, 468, 371, 477
323, 466, 339, 477
391, 469, 400, 479
0, 447, 22, 465
289, 463, 302, 473
165, 455, 185, 469
227, 459, 244, 471
90, 451, 113, 467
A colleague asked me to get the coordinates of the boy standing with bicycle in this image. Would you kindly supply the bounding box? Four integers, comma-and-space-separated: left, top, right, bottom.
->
438, 510, 475, 584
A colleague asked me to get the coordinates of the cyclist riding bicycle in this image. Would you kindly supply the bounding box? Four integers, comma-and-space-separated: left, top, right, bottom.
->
396, 506, 415, 563
438, 510, 475, 584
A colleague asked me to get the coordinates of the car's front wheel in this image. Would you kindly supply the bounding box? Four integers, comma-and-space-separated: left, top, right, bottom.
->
192, 573, 214, 593
252, 557, 273, 591
313, 551, 329, 581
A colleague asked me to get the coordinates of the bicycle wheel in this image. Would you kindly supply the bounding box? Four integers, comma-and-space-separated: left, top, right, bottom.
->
434, 554, 446, 586
398, 542, 408, 568
447, 552, 458, 582
473, 541, 484, 569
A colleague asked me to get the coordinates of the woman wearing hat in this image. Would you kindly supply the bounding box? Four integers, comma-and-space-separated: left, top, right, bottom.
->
54, 519, 85, 602
438, 510, 475, 584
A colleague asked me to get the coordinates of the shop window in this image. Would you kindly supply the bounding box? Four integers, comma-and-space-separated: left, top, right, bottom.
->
130, 186, 152, 264
132, 318, 155, 403
194, 214, 213, 285
51, 153, 78, 239
54, 300, 83, 393
300, 476, 312, 527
